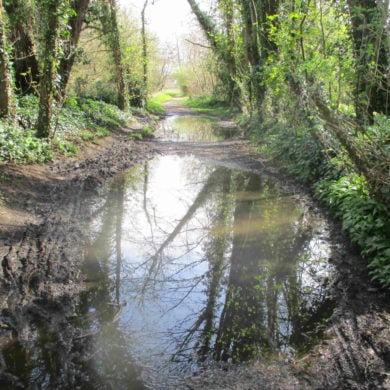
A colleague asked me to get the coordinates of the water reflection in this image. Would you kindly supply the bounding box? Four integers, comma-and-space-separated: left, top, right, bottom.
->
83, 155, 334, 384
157, 115, 238, 141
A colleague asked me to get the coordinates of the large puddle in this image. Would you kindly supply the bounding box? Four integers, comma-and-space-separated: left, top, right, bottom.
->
1, 115, 335, 389
81, 152, 334, 386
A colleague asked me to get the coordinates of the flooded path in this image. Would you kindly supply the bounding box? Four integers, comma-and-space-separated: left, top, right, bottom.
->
1, 99, 389, 389
82, 153, 333, 386
76, 107, 336, 388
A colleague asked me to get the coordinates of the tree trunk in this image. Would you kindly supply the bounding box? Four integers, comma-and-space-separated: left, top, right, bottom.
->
241, 0, 262, 113
141, 0, 148, 106
101, 0, 128, 111
347, 0, 389, 125
187, 0, 242, 110
3, 0, 40, 95
57, 0, 91, 97
36, 0, 60, 138
0, 1, 15, 118
241, 0, 279, 118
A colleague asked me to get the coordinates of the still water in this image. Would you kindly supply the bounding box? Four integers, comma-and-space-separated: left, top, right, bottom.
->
1, 115, 335, 389
81, 153, 334, 387
156, 115, 238, 141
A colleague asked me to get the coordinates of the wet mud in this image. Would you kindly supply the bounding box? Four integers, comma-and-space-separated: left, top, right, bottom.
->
0, 103, 389, 389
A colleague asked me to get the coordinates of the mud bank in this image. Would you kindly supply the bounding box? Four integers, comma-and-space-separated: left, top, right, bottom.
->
0, 105, 389, 389
0, 129, 157, 387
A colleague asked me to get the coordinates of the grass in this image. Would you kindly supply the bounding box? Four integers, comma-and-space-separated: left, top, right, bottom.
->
146, 90, 182, 115
182, 96, 232, 117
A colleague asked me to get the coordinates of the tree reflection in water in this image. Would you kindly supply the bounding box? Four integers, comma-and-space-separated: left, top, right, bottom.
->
84, 155, 334, 382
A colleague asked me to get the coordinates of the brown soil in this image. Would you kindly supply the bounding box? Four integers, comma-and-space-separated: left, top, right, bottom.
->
0, 101, 389, 389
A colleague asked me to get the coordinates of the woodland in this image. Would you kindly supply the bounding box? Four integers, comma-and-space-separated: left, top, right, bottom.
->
0, 0, 389, 287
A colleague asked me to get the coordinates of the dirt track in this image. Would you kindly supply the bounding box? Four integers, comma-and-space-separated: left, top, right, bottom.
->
0, 101, 389, 389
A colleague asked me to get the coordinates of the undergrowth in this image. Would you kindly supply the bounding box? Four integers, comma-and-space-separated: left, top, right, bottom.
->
0, 95, 130, 163
315, 175, 390, 287
0, 123, 52, 163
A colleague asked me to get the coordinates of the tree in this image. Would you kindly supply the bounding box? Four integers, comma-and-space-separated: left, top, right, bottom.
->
36, 0, 63, 138
347, 0, 389, 125
57, 0, 91, 95
100, 0, 128, 111
187, 0, 242, 109
141, 0, 149, 105
0, 0, 15, 118
241, 0, 279, 118
3, 0, 40, 95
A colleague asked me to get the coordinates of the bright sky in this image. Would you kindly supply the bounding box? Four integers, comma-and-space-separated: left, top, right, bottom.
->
119, 0, 194, 45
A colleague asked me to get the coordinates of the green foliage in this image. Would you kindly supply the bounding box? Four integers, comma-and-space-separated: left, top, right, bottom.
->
55, 139, 78, 156
252, 122, 325, 181
80, 130, 95, 141
145, 100, 165, 115
128, 131, 143, 140
172, 50, 218, 98
142, 125, 154, 136
128, 125, 155, 140
145, 91, 182, 114
151, 91, 181, 104
0, 123, 52, 163
315, 174, 390, 287
75, 98, 130, 129
183, 95, 231, 117
251, 113, 390, 287
0, 95, 129, 163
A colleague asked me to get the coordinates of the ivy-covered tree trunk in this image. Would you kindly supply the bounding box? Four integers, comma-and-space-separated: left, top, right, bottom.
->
141, 0, 148, 107
219, 0, 241, 110
347, 0, 389, 125
241, 0, 262, 114
57, 0, 90, 96
187, 0, 242, 110
101, 0, 128, 111
3, 0, 40, 95
36, 0, 61, 138
0, 0, 15, 118
241, 0, 279, 119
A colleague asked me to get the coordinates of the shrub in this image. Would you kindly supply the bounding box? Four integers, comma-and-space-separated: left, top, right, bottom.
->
0, 95, 130, 164
0, 123, 53, 163
315, 174, 390, 287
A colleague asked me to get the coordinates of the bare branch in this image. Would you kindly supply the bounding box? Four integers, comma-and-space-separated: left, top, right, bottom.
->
185, 38, 211, 49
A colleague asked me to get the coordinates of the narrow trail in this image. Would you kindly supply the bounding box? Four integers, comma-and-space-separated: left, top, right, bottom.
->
0, 98, 389, 389
152, 97, 274, 176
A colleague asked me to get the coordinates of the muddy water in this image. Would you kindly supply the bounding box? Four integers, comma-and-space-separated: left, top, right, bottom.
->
79, 115, 335, 387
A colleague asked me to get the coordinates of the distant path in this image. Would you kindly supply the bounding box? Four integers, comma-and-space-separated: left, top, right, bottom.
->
150, 97, 274, 176
161, 96, 195, 115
